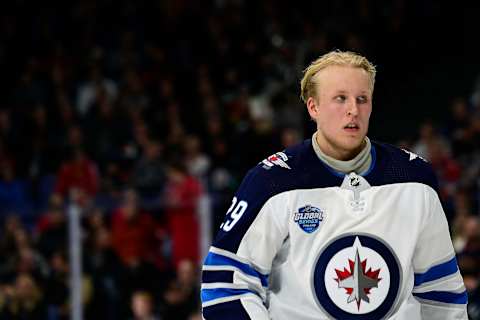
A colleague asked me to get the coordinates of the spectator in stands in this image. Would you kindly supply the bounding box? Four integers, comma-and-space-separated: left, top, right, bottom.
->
456, 216, 480, 319
446, 98, 472, 158
160, 259, 200, 320
0, 272, 47, 319
426, 138, 462, 219
132, 140, 166, 198
7, 246, 49, 286
44, 250, 70, 319
164, 103, 186, 155
111, 188, 156, 266
54, 146, 99, 200
25, 105, 57, 180
119, 68, 150, 113
52, 92, 80, 145
0, 157, 30, 220
412, 121, 461, 211
82, 85, 129, 174
76, 64, 118, 117
0, 215, 23, 260
456, 216, 480, 275
130, 290, 160, 320
84, 221, 122, 320
45, 250, 94, 319
183, 135, 211, 184
110, 190, 163, 317
412, 120, 448, 160
176, 259, 200, 316
280, 127, 302, 149
164, 163, 202, 267
0, 217, 48, 284
36, 195, 68, 259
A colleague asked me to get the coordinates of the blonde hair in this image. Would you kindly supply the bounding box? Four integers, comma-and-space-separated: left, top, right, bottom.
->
300, 50, 376, 104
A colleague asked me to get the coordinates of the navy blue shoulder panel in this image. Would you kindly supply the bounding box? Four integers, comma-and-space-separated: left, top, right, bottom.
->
213, 139, 343, 253
366, 141, 439, 192
203, 299, 251, 319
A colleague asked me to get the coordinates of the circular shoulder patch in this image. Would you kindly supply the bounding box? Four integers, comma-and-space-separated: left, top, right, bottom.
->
312, 234, 402, 320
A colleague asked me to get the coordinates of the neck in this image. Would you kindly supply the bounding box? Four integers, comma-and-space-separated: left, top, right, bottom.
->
312, 132, 372, 175
315, 133, 365, 161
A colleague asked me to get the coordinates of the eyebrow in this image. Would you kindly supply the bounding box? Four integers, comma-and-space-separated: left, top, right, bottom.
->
334, 90, 370, 95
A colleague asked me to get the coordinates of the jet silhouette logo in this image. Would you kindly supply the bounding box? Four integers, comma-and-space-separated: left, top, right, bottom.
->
312, 234, 402, 319
334, 248, 382, 310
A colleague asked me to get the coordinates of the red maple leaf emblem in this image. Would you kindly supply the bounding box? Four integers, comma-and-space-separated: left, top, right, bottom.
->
334, 257, 382, 310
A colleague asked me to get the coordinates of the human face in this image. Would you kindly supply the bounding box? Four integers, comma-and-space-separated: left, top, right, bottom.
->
306, 65, 372, 160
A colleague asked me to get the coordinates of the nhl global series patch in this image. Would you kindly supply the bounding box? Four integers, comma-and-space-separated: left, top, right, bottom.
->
294, 205, 324, 233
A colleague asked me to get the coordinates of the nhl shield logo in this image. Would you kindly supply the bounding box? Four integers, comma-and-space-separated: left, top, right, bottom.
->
294, 205, 324, 233
312, 233, 402, 319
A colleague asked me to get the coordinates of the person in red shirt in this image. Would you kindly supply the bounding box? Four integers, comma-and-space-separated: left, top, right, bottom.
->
54, 147, 99, 199
111, 188, 155, 266
164, 163, 203, 268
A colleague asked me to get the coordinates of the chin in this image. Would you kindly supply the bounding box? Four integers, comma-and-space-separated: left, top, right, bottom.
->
339, 138, 365, 153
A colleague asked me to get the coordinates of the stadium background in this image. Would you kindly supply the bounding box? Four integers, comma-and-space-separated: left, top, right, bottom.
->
0, 0, 479, 319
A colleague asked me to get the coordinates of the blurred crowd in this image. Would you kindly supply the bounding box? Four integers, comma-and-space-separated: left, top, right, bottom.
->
0, 0, 479, 319
403, 96, 480, 318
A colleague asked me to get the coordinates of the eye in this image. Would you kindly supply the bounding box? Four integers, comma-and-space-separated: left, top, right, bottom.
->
356, 95, 368, 104
335, 95, 347, 102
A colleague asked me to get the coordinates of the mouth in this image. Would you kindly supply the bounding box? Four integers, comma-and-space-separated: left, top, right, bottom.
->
344, 123, 360, 133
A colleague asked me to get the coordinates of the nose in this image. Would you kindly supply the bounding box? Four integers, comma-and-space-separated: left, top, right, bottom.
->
346, 99, 359, 117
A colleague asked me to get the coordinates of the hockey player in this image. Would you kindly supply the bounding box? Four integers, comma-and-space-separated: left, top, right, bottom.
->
201, 50, 468, 319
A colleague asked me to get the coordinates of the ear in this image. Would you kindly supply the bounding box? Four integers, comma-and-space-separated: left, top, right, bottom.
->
306, 97, 319, 120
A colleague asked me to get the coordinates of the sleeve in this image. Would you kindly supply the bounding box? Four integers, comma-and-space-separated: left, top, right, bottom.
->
201, 169, 289, 319
411, 184, 468, 319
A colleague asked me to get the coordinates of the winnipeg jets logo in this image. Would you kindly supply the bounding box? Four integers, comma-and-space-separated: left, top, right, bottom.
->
335, 248, 381, 310
261, 152, 291, 170
312, 234, 401, 319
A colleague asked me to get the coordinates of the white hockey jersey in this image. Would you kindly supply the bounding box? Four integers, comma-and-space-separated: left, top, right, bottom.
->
201, 139, 468, 319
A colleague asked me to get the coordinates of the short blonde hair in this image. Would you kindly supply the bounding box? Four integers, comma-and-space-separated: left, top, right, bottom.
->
300, 50, 376, 104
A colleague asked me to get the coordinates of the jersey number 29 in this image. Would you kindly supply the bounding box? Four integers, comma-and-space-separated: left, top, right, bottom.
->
221, 197, 248, 232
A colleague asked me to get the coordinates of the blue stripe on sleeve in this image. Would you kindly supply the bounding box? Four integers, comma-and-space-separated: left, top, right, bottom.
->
203, 299, 251, 319
413, 290, 468, 304
414, 257, 458, 286
202, 270, 234, 283
201, 288, 257, 303
204, 252, 269, 287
